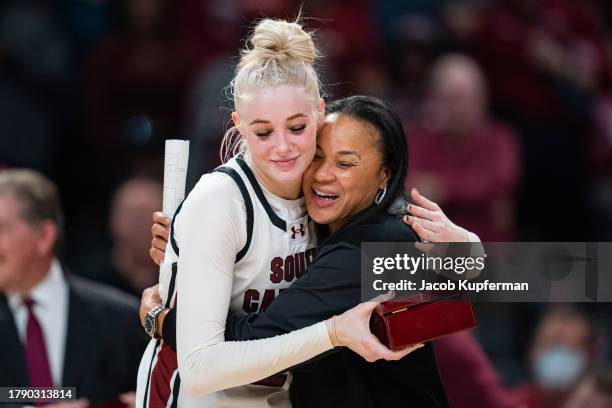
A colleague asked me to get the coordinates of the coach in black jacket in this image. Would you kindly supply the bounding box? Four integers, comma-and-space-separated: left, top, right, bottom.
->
0, 169, 147, 406
145, 96, 449, 407
226, 210, 448, 407
223, 96, 449, 407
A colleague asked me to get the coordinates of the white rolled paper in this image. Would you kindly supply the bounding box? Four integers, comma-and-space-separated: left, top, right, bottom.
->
162, 140, 190, 218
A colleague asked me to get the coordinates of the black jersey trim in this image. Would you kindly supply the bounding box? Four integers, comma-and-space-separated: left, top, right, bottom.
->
168, 167, 254, 264
170, 373, 181, 408
211, 167, 254, 263
236, 156, 287, 232
169, 200, 184, 257
142, 339, 161, 408
165, 262, 178, 309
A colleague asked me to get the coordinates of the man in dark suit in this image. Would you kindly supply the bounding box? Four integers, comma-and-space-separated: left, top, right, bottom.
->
0, 169, 147, 406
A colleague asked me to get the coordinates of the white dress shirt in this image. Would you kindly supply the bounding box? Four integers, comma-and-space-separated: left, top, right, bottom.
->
7, 259, 69, 386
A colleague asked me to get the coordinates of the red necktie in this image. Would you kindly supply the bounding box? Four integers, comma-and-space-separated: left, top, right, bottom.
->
23, 297, 54, 388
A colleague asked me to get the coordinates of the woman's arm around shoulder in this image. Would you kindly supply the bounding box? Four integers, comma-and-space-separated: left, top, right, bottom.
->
176, 173, 335, 397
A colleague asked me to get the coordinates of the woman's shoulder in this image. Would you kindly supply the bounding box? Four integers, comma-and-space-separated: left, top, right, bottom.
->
324, 211, 418, 250
358, 211, 416, 241
174, 165, 248, 246
178, 167, 246, 221
188, 163, 244, 202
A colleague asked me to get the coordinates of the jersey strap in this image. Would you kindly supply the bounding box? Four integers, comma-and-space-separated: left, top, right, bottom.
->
169, 200, 184, 257
168, 166, 254, 263
165, 263, 178, 309
236, 156, 287, 232
212, 166, 254, 263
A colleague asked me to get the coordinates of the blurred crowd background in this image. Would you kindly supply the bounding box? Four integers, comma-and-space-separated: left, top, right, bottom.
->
1, 0, 612, 407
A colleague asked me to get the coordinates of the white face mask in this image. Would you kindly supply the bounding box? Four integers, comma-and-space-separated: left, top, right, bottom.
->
534, 346, 587, 391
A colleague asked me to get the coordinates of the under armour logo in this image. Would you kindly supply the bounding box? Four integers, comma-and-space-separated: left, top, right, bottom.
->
291, 224, 305, 239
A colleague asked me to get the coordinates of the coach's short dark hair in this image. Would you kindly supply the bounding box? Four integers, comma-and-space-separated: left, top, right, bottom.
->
0, 169, 64, 255
325, 95, 409, 224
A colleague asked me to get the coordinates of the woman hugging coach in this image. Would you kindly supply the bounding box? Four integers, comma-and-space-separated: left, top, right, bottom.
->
144, 95, 450, 407
224, 95, 449, 407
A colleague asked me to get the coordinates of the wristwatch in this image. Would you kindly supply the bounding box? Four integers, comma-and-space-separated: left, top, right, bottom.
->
144, 305, 165, 338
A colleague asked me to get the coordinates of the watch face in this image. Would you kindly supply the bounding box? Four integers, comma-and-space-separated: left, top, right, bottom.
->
144, 317, 154, 336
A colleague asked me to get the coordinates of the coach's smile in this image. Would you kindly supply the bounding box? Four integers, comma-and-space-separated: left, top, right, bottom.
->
309, 188, 339, 208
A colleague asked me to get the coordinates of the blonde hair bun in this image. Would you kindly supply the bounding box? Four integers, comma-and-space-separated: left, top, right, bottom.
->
241, 19, 318, 68
222, 18, 322, 162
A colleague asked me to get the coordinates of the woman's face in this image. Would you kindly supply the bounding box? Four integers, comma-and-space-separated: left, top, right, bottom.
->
303, 113, 389, 233
233, 85, 323, 199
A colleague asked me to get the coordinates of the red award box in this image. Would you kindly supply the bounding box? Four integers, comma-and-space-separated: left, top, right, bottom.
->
370, 292, 477, 351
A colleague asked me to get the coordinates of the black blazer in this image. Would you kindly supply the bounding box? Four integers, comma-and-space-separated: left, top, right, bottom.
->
225, 210, 449, 407
0, 274, 148, 406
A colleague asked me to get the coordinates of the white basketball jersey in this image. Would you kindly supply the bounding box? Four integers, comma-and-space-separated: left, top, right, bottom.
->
137, 156, 316, 408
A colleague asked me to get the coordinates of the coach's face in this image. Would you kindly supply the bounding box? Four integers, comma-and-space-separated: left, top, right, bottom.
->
303, 113, 389, 233
0, 194, 52, 293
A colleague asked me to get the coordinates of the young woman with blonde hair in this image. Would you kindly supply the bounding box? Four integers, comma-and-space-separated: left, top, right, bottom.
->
135, 18, 420, 408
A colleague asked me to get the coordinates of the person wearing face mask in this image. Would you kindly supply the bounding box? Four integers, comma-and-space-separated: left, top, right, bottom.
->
513, 307, 598, 408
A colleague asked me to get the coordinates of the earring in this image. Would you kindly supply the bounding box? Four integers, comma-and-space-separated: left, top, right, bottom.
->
374, 186, 387, 205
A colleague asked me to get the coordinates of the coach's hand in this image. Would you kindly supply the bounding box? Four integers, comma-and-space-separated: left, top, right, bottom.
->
326, 300, 424, 363
403, 188, 470, 250
150, 211, 171, 265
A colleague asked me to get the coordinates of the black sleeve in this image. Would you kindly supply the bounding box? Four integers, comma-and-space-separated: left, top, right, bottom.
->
225, 243, 363, 342
159, 242, 361, 349
161, 308, 177, 349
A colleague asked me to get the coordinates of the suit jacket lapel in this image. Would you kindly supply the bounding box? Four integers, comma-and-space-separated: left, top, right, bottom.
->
61, 280, 93, 387
0, 295, 29, 385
